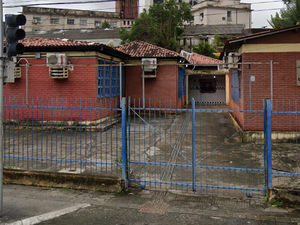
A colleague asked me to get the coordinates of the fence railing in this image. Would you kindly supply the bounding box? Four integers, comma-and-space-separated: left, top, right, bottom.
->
3, 96, 122, 175
2, 96, 300, 195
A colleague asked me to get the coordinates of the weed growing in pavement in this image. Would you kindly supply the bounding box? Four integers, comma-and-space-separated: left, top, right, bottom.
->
270, 199, 283, 207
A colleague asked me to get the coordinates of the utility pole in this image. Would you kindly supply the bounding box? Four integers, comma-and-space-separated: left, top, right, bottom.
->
0, 0, 4, 216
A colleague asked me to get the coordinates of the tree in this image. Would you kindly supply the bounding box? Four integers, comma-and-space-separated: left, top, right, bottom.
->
119, 0, 193, 51
212, 31, 223, 47
102, 20, 111, 29
268, 0, 300, 28
192, 31, 223, 58
192, 41, 218, 59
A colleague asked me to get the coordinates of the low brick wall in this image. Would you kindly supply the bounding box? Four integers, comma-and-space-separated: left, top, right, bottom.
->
3, 170, 123, 193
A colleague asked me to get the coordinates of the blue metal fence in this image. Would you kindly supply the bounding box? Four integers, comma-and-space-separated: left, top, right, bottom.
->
3, 96, 300, 196
3, 96, 122, 175
268, 99, 300, 189
125, 98, 265, 196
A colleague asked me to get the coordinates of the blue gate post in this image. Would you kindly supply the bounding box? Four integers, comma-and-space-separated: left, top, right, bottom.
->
127, 97, 131, 187
264, 99, 272, 196
192, 98, 196, 192
121, 97, 128, 190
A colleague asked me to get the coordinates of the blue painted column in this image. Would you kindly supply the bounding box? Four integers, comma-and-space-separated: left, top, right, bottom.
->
264, 99, 272, 193
127, 97, 131, 187
121, 97, 128, 189
192, 98, 196, 192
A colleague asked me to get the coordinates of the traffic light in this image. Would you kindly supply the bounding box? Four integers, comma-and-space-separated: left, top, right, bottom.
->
5, 14, 26, 57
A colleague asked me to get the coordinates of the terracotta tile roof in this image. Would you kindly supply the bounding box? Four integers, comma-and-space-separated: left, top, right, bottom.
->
116, 41, 180, 58
4, 37, 128, 58
191, 52, 222, 64
19, 37, 102, 47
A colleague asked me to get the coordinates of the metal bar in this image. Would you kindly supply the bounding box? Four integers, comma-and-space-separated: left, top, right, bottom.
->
3, 156, 121, 165
129, 161, 264, 172
129, 179, 264, 192
121, 97, 128, 189
266, 99, 272, 191
249, 64, 251, 111
263, 100, 267, 195
127, 97, 131, 185
142, 69, 145, 109
270, 60, 273, 102
197, 113, 262, 165
119, 62, 122, 104
26, 64, 29, 105
272, 172, 300, 176
192, 98, 196, 192
130, 107, 192, 164
0, 0, 4, 213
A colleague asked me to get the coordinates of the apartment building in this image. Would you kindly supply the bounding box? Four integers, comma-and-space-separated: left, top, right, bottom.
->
22, 1, 138, 32
143, 0, 251, 28
191, 0, 251, 28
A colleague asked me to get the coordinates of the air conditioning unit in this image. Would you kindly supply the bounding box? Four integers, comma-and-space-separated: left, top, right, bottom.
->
46, 53, 68, 67
49, 67, 68, 79
14, 66, 21, 78
142, 58, 157, 72
180, 50, 193, 62
32, 19, 39, 24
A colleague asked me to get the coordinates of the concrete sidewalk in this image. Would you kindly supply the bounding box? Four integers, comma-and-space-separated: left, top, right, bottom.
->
1, 184, 300, 225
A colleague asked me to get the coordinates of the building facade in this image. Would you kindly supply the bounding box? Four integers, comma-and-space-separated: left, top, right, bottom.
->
116, 41, 186, 109
220, 25, 300, 131
4, 37, 128, 121
191, 0, 251, 29
22, 5, 138, 32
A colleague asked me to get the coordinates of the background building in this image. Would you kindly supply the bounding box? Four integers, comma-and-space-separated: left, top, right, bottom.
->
191, 0, 251, 29
22, 3, 139, 32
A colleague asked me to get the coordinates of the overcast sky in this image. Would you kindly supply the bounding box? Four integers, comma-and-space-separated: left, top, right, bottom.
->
3, 0, 285, 28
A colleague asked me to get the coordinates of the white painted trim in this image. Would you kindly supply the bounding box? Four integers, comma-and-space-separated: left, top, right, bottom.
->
239, 44, 300, 54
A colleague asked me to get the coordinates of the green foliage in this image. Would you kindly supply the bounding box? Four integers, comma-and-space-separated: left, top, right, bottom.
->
270, 199, 283, 207
119, 0, 193, 51
193, 41, 218, 59
102, 20, 111, 29
268, 0, 300, 28
192, 30, 223, 58
212, 31, 223, 47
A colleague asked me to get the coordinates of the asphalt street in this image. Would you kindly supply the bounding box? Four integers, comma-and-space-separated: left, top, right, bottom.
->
1, 184, 300, 225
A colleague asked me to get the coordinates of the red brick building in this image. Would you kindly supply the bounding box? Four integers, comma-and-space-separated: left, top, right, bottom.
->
4, 37, 128, 121
116, 41, 185, 108
220, 25, 300, 131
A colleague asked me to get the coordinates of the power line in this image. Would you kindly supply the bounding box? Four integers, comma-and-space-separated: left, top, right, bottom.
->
4, 0, 118, 8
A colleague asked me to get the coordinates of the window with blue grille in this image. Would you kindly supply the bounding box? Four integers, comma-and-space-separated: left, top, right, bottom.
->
105, 63, 110, 97
98, 60, 104, 98
98, 60, 123, 98
178, 67, 185, 99
111, 63, 116, 97
231, 69, 241, 103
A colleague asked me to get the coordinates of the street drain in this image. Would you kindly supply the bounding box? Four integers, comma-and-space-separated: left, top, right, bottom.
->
139, 202, 169, 214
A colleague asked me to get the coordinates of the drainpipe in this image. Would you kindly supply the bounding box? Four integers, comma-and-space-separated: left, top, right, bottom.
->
119, 62, 122, 104
17, 58, 30, 105
142, 67, 145, 109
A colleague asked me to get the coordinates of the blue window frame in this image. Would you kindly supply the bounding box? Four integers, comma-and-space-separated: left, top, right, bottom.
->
98, 60, 104, 98
111, 63, 116, 97
178, 67, 185, 99
105, 63, 111, 97
231, 69, 241, 103
116, 64, 120, 96
98, 60, 124, 98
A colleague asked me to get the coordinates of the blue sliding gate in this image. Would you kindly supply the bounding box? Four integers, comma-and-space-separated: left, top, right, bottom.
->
6, 96, 300, 196
122, 98, 267, 196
